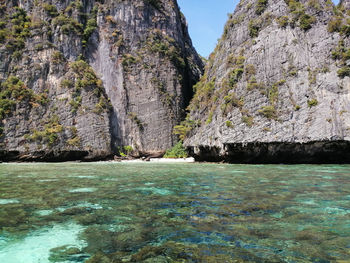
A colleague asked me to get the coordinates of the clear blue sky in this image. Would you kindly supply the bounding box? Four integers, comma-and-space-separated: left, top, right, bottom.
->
178, 0, 340, 58
178, 0, 238, 57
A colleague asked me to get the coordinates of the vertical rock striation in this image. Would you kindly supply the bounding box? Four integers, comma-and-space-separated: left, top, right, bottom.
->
184, 0, 350, 163
89, 0, 202, 154
0, 0, 203, 161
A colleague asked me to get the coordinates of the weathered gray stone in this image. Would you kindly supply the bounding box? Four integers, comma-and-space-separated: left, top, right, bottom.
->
185, 0, 350, 163
0, 0, 203, 161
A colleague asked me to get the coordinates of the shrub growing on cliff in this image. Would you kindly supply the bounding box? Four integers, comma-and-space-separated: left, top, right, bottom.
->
227, 55, 245, 87
285, 0, 316, 30
83, 7, 98, 43
206, 110, 214, 124
307, 98, 318, 108
164, 141, 188, 158
256, 0, 268, 15
43, 4, 58, 17
277, 16, 289, 28
0, 99, 15, 120
225, 120, 234, 128
173, 116, 196, 141
71, 60, 100, 87
1, 7, 31, 52
69, 60, 109, 114
122, 54, 138, 68
128, 112, 144, 130
144, 0, 162, 10
331, 40, 350, 78
61, 79, 73, 89
146, 30, 185, 69
299, 14, 316, 30
337, 66, 350, 78
242, 115, 254, 127
221, 92, 244, 116
25, 115, 64, 147
116, 145, 133, 157
189, 76, 216, 111
248, 19, 260, 38
1, 76, 35, 102
53, 14, 83, 35
258, 105, 277, 119
247, 77, 265, 91
52, 51, 65, 64
0, 76, 49, 119
328, 16, 343, 33
229, 68, 244, 87
328, 14, 350, 36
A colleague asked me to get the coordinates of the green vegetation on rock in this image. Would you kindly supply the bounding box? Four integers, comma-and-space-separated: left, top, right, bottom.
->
83, 6, 98, 45
128, 112, 144, 130
307, 98, 318, 108
116, 145, 134, 157
258, 105, 277, 119
225, 120, 234, 128
24, 115, 64, 147
327, 7, 350, 36
173, 115, 197, 141
284, 0, 316, 31
241, 115, 254, 127
146, 30, 185, 69
189, 75, 215, 112
299, 13, 316, 30
53, 14, 83, 35
43, 4, 58, 17
69, 60, 110, 114
0, 7, 31, 54
256, 0, 268, 15
221, 92, 243, 115
144, 0, 162, 10
248, 19, 261, 38
337, 66, 350, 78
164, 141, 188, 158
0, 76, 47, 120
331, 40, 350, 78
277, 16, 289, 28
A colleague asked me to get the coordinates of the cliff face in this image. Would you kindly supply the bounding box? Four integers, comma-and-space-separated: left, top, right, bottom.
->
0, 0, 203, 161
184, 0, 350, 163
341, 0, 350, 9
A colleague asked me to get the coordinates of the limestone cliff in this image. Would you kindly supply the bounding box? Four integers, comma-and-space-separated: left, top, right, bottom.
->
0, 0, 203, 161
184, 0, 350, 163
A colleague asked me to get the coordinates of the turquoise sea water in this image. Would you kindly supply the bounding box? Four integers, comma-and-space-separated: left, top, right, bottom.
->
0, 163, 349, 262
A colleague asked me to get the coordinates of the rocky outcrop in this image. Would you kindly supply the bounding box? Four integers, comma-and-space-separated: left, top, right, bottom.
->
184, 0, 350, 163
340, 0, 350, 10
0, 0, 202, 161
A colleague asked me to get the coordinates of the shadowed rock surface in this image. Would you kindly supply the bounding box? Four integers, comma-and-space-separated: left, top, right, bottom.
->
184, 0, 350, 163
0, 0, 203, 161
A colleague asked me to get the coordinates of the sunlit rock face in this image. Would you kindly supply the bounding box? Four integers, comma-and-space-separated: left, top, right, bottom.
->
341, 0, 350, 9
184, 0, 350, 163
0, 0, 203, 161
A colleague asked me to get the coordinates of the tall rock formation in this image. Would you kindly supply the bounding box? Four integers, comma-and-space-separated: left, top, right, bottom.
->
184, 0, 350, 163
0, 0, 203, 161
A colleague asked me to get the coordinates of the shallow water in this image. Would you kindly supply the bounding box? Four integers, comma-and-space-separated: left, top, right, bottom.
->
0, 163, 349, 262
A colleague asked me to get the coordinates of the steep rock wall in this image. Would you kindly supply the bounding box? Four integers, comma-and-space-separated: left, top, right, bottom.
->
184, 0, 350, 163
0, 0, 202, 161
89, 0, 202, 154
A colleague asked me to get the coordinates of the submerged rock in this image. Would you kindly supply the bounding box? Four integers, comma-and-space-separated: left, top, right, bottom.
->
49, 245, 87, 262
